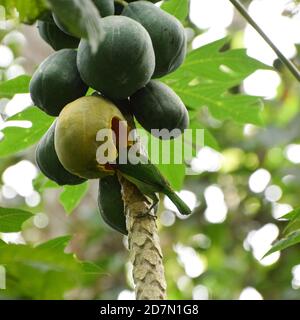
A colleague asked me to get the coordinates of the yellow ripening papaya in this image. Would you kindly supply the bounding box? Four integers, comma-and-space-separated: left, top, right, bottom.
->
54, 95, 128, 179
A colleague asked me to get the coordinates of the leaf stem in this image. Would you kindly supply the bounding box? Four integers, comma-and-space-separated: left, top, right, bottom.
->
229, 0, 300, 82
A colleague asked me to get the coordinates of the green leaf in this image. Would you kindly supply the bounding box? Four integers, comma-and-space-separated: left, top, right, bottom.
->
204, 130, 219, 151
0, 243, 86, 299
163, 38, 269, 125
33, 173, 60, 192
0, 75, 31, 98
0, 107, 54, 158
281, 207, 300, 221
37, 235, 72, 251
140, 128, 187, 190
264, 230, 300, 257
59, 182, 89, 214
81, 261, 104, 275
48, 0, 104, 53
158, 162, 186, 191
0, 0, 48, 24
0, 207, 33, 232
282, 207, 300, 236
161, 0, 189, 21
189, 120, 219, 153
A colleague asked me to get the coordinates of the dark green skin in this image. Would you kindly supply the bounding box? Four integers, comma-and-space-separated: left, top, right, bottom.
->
116, 0, 160, 13
53, 0, 114, 35
37, 10, 55, 23
38, 19, 79, 51
116, 152, 191, 216
94, 0, 115, 16
52, 14, 76, 37
36, 121, 86, 186
30, 49, 88, 116
77, 16, 155, 99
128, 0, 161, 3
98, 175, 127, 235
129, 80, 189, 139
122, 1, 187, 78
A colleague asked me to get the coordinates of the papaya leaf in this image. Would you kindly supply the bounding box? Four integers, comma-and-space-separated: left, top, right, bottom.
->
281, 207, 300, 221
81, 261, 105, 275
59, 182, 89, 214
163, 38, 270, 125
33, 173, 60, 192
161, 0, 189, 21
0, 0, 48, 24
0, 75, 31, 98
204, 130, 219, 151
139, 128, 187, 190
0, 107, 54, 158
281, 207, 300, 236
158, 162, 186, 191
0, 243, 93, 299
47, 0, 104, 53
0, 207, 33, 232
263, 230, 300, 258
36, 235, 72, 251
189, 120, 219, 153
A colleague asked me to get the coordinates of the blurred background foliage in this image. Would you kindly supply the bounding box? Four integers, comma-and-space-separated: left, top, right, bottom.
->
1, 0, 300, 300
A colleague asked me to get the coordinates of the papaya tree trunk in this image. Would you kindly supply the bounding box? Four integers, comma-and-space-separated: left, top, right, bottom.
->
118, 173, 167, 300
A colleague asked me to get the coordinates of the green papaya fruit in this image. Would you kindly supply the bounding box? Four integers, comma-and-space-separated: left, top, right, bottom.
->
55, 96, 127, 179
98, 175, 127, 235
93, 0, 115, 16
53, 0, 114, 35
128, 0, 161, 3
36, 121, 86, 186
77, 16, 155, 99
122, 1, 187, 78
38, 18, 80, 51
30, 49, 88, 116
116, 0, 161, 14
129, 80, 189, 139
37, 10, 55, 23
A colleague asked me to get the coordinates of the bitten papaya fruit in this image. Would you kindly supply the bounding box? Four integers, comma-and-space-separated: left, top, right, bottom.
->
29, 49, 88, 116
36, 121, 86, 186
129, 80, 189, 139
98, 175, 127, 235
122, 1, 186, 78
77, 16, 155, 99
53, 0, 114, 36
55, 95, 128, 179
38, 18, 79, 51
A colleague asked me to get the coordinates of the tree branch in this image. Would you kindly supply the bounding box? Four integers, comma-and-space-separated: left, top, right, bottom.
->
229, 0, 300, 82
118, 173, 167, 300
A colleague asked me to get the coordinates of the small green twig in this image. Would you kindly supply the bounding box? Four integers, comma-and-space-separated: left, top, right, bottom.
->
229, 0, 300, 82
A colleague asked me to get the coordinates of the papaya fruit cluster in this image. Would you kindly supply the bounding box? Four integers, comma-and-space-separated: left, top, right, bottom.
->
32, 0, 190, 234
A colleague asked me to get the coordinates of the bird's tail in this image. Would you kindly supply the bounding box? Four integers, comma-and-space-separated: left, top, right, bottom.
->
165, 190, 192, 215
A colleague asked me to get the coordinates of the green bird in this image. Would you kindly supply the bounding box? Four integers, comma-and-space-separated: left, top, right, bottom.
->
115, 152, 192, 216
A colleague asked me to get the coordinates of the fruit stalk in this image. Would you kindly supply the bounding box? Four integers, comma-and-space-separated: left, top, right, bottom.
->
229, 0, 300, 82
117, 172, 167, 300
